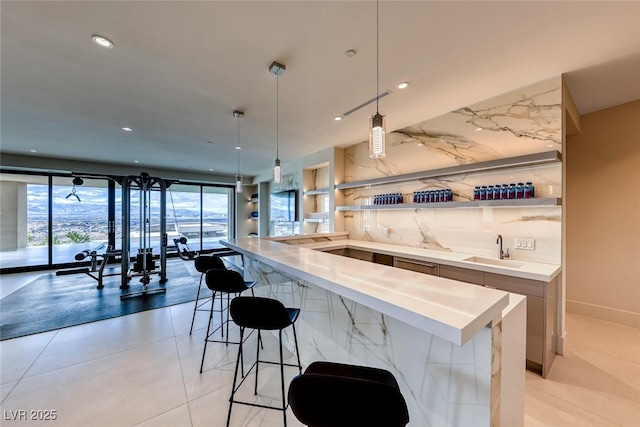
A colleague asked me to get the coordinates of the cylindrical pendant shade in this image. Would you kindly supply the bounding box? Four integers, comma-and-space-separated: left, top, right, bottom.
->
235, 175, 243, 193
274, 158, 281, 183
369, 112, 386, 159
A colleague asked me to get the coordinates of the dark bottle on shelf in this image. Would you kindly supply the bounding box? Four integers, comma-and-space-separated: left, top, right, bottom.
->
480, 186, 487, 201
516, 182, 525, 199
486, 185, 494, 200
525, 182, 535, 198
473, 186, 480, 201
508, 183, 516, 199
501, 184, 509, 200
493, 185, 501, 200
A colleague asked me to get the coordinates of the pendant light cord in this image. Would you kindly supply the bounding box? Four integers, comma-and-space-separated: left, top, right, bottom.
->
276, 73, 279, 160
236, 115, 240, 174
376, 0, 379, 114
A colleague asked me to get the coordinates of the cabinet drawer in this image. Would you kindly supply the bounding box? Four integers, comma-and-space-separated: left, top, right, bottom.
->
345, 248, 374, 262
373, 253, 394, 266
483, 272, 544, 297
439, 265, 483, 285
394, 257, 439, 276
324, 248, 347, 257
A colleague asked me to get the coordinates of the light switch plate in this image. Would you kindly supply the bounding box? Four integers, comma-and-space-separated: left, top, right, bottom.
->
515, 238, 535, 250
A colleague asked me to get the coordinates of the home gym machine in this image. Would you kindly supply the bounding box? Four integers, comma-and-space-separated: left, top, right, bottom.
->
119, 172, 170, 299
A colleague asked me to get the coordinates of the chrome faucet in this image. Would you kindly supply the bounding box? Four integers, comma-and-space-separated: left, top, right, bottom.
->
497, 234, 510, 259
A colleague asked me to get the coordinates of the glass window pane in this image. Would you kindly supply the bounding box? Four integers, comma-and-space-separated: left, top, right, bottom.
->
52, 177, 110, 265
202, 186, 231, 250
0, 173, 49, 269
167, 183, 203, 251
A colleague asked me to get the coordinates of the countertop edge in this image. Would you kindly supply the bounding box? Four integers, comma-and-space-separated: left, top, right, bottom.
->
295, 239, 561, 282
222, 238, 510, 347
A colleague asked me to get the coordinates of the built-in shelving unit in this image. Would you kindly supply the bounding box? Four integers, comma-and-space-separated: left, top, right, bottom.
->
334, 151, 562, 212
335, 151, 561, 190
336, 197, 562, 211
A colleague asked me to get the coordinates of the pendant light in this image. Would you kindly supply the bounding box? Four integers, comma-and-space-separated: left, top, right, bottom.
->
369, 0, 386, 159
269, 61, 286, 182
233, 110, 244, 193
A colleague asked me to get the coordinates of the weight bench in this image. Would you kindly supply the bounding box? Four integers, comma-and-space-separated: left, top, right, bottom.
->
56, 245, 122, 289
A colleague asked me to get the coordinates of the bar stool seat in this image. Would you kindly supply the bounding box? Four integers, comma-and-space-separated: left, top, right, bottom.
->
288, 361, 410, 427
199, 269, 256, 373
189, 254, 227, 335
226, 296, 302, 427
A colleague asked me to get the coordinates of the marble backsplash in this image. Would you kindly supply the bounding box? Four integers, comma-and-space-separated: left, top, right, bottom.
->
344, 77, 562, 182
342, 77, 562, 265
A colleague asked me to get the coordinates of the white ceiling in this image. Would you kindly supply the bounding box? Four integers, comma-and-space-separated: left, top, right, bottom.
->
2, 1, 639, 178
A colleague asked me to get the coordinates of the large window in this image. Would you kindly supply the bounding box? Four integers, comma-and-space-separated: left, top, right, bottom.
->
168, 184, 232, 252
51, 176, 110, 264
0, 170, 235, 272
202, 186, 231, 250
0, 173, 49, 268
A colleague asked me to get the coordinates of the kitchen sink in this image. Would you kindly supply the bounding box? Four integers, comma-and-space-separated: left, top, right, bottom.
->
462, 256, 524, 268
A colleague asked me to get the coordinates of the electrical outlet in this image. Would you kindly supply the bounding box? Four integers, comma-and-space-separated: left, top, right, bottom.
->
515, 238, 535, 250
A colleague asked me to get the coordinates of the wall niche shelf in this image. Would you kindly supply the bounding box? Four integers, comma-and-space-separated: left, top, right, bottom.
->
336, 197, 562, 211
303, 188, 330, 196
335, 151, 561, 190
304, 218, 330, 223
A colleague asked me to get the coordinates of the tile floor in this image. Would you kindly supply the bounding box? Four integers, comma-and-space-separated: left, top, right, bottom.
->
1, 271, 639, 426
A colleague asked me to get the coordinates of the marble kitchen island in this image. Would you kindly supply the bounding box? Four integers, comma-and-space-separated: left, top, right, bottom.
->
221, 237, 526, 426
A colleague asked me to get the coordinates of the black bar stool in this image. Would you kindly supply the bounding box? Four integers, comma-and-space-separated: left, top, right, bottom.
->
189, 254, 227, 335
226, 296, 303, 427
288, 361, 410, 427
199, 269, 256, 373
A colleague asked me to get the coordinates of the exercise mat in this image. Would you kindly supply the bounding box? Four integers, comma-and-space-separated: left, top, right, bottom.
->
0, 262, 199, 341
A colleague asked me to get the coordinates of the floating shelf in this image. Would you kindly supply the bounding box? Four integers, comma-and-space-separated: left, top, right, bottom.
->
304, 218, 329, 223
336, 198, 562, 211
335, 151, 561, 190
303, 188, 330, 196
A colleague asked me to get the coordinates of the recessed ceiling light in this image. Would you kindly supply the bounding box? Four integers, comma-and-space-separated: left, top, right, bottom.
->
547, 144, 554, 147
235, 146, 241, 150
397, 82, 410, 90
122, 127, 133, 132
334, 115, 343, 121
345, 49, 356, 58
209, 168, 213, 171
133, 160, 139, 163
475, 127, 482, 131
91, 35, 114, 48
29, 149, 37, 153
417, 143, 423, 147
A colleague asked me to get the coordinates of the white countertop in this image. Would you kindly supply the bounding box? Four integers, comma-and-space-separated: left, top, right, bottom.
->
295, 239, 561, 282
222, 238, 510, 346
